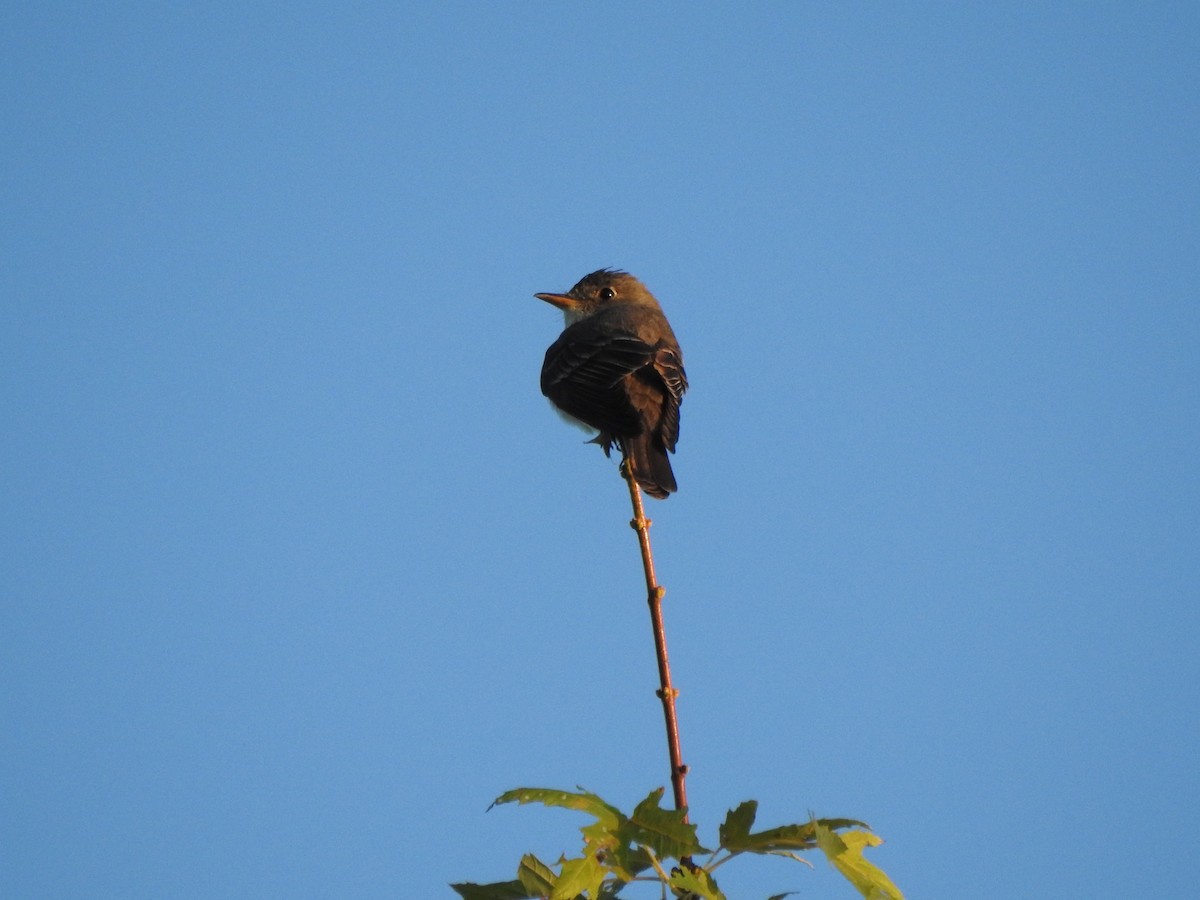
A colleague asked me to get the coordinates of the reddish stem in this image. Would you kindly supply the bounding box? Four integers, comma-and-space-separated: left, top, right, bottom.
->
622, 464, 689, 817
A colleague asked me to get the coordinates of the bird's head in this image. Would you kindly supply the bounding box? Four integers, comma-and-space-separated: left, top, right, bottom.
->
536, 269, 660, 325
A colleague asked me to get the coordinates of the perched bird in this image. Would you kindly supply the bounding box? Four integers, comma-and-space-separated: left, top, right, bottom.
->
536, 269, 687, 499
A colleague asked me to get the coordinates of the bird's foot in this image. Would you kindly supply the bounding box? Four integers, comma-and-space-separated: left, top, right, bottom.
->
586, 431, 617, 458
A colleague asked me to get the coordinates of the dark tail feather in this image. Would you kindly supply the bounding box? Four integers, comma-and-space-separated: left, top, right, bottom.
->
623, 434, 676, 499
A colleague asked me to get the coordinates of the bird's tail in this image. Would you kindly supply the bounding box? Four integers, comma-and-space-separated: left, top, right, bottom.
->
622, 434, 677, 499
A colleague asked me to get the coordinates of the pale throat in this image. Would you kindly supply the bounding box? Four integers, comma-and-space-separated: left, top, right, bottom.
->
563, 307, 590, 327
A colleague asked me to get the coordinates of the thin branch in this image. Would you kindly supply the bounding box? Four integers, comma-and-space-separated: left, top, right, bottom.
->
621, 460, 689, 818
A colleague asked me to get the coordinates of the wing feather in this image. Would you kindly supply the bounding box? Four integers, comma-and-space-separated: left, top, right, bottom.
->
541, 332, 654, 436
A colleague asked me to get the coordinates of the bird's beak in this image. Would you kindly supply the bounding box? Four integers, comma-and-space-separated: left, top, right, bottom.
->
535, 292, 578, 311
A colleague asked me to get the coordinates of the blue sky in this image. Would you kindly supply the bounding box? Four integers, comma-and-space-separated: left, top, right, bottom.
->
3, 3, 1197, 898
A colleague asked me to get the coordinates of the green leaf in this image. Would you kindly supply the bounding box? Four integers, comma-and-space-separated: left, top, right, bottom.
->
717, 801, 758, 848
814, 824, 905, 900
620, 788, 708, 859
516, 854, 556, 897
765, 893, 798, 900
551, 855, 605, 900
732, 817, 870, 853
491, 788, 624, 833
605, 843, 653, 880
669, 865, 725, 900
450, 880, 537, 899
494, 787, 628, 864
579, 818, 622, 856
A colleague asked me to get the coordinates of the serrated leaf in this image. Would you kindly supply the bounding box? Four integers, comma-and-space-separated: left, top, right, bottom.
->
620, 788, 708, 859
551, 854, 605, 900
516, 854, 556, 897
606, 842, 653, 879
669, 865, 725, 900
814, 825, 904, 900
579, 818, 621, 855
733, 817, 870, 853
491, 788, 624, 832
717, 801, 757, 848
450, 879, 537, 899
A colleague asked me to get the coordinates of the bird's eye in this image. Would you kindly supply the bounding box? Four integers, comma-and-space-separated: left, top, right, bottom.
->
599, 287, 616, 300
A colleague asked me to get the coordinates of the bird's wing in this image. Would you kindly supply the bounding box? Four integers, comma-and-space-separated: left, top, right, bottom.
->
541, 331, 655, 436
651, 343, 687, 452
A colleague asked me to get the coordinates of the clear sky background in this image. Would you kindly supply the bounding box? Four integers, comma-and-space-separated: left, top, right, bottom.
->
3, 4, 1197, 898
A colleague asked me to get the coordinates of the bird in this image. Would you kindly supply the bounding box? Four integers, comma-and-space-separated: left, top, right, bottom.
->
536, 269, 687, 499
